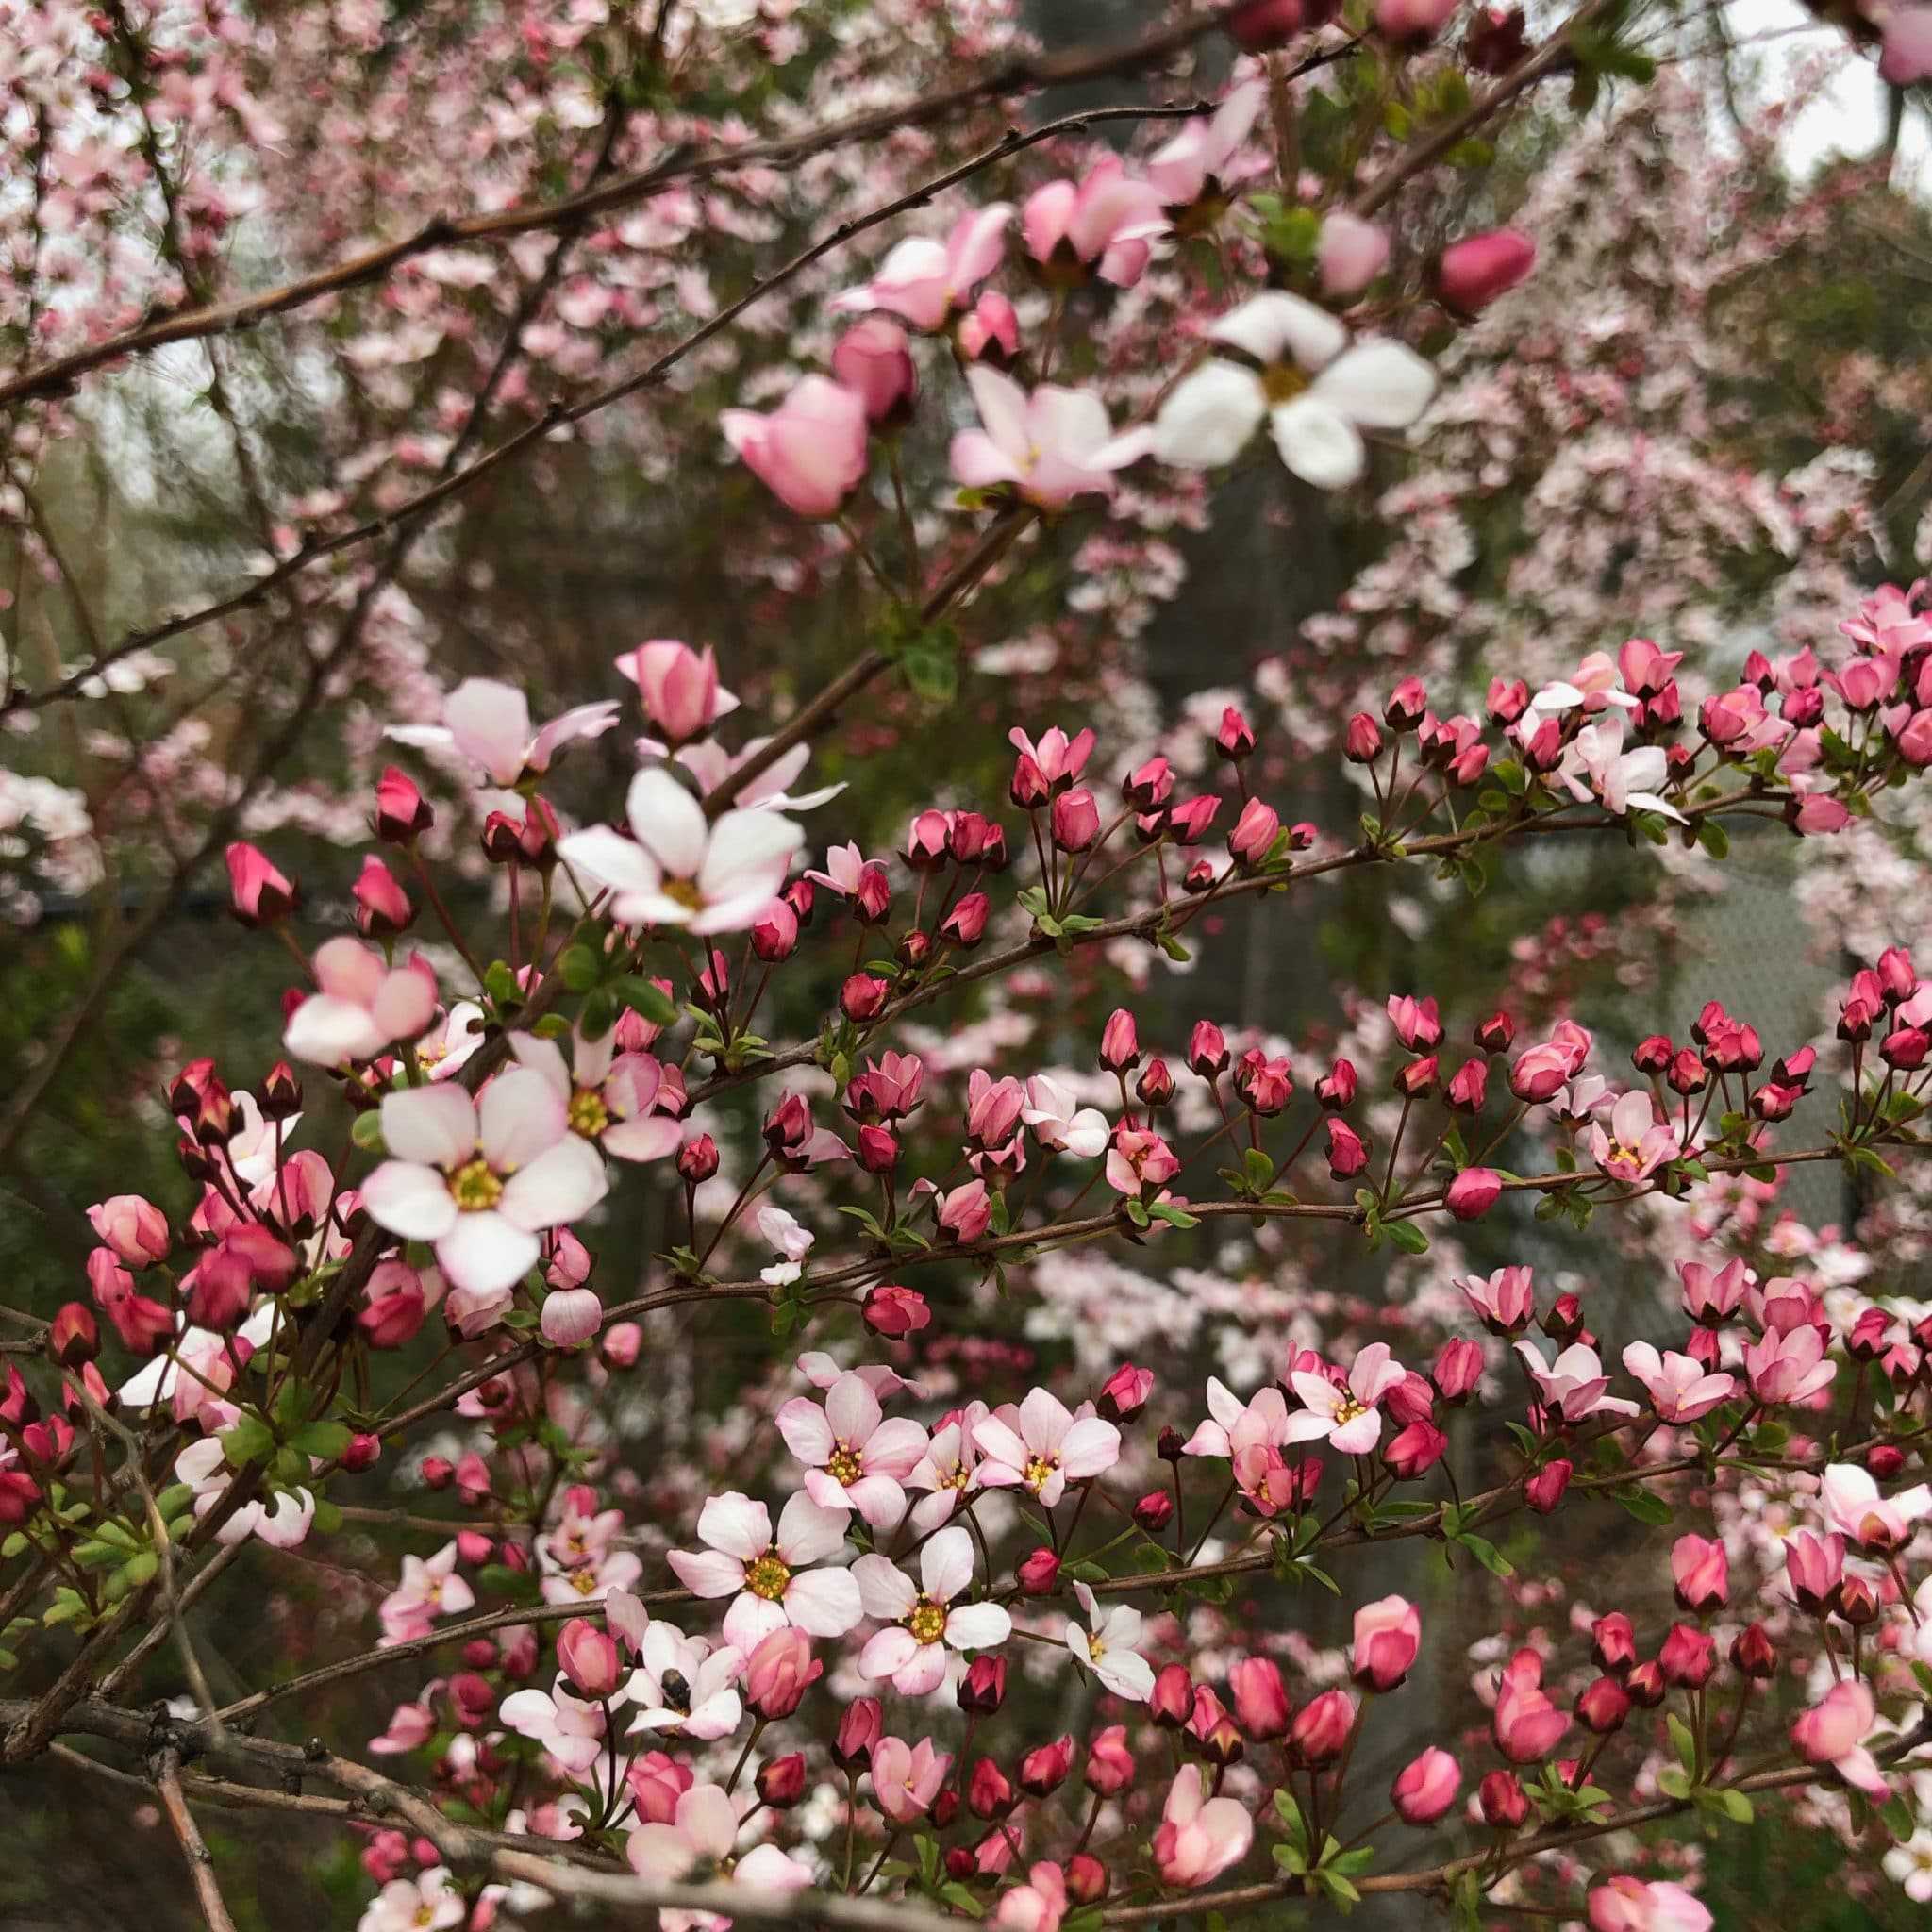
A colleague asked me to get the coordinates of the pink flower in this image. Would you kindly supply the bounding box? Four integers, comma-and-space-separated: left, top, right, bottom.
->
1743, 1325, 1837, 1406
625, 1781, 742, 1881
1152, 1763, 1253, 1887
282, 938, 437, 1066
557, 769, 803, 934
721, 374, 869, 518
1514, 1341, 1641, 1423
935, 1178, 993, 1243
508, 1026, 681, 1165
1022, 157, 1167, 286
832, 318, 917, 425
1790, 1680, 1888, 1796
615, 641, 739, 744
1588, 1877, 1714, 1932
1391, 1747, 1460, 1824
974, 1390, 1121, 1506
1620, 1343, 1735, 1423
361, 1072, 608, 1298
361, 1868, 465, 1932
1462, 1265, 1536, 1333
1283, 1344, 1407, 1456
775, 1371, 929, 1528
388, 676, 619, 786
1444, 1167, 1502, 1220
951, 366, 1149, 509
1317, 212, 1391, 297
1066, 1581, 1156, 1701
1589, 1091, 1680, 1183
88, 1195, 169, 1268
906, 1400, 989, 1535
379, 1540, 475, 1644
831, 205, 1013, 330
1819, 1462, 1932, 1552
1882, 8, 1932, 85
871, 1736, 952, 1823
1145, 80, 1265, 207
1105, 1124, 1181, 1199
1492, 1652, 1569, 1763
1351, 1594, 1421, 1690
995, 1862, 1068, 1932
225, 841, 296, 924
667, 1490, 862, 1651
1784, 1528, 1844, 1610
1672, 1533, 1729, 1611
852, 1525, 1012, 1695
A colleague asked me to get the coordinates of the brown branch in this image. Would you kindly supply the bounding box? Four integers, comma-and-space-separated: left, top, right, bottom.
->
0, 8, 1252, 415
153, 1746, 241, 1932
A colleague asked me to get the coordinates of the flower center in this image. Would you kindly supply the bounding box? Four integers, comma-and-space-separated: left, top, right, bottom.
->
568, 1087, 610, 1138
448, 1157, 503, 1211
1024, 1454, 1057, 1491
1333, 1395, 1368, 1426
908, 1598, 947, 1645
567, 1568, 598, 1596
746, 1552, 791, 1601
1260, 361, 1311, 408
939, 1463, 970, 1491
826, 1444, 864, 1487
662, 877, 705, 912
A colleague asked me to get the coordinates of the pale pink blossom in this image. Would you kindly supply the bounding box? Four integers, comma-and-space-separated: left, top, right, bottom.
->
1282, 1344, 1407, 1456
510, 1026, 682, 1164
361, 1072, 608, 1298
379, 1541, 475, 1645
625, 1622, 745, 1741
774, 1371, 928, 1527
852, 1525, 1012, 1695
498, 1674, 609, 1774
830, 205, 1013, 330
951, 367, 1150, 509
1146, 81, 1265, 206
721, 375, 869, 518
1020, 1075, 1109, 1158
1819, 1462, 1932, 1551
667, 1491, 863, 1650
1152, 1762, 1253, 1886
1022, 157, 1167, 285
1588, 1876, 1713, 1932
1589, 1090, 1680, 1183
1620, 1343, 1735, 1424
358, 1866, 464, 1932
388, 677, 619, 786
1514, 1341, 1641, 1422
906, 1400, 989, 1534
871, 1736, 952, 1823
1790, 1679, 1888, 1796
974, 1390, 1121, 1506
282, 939, 437, 1066
615, 641, 739, 743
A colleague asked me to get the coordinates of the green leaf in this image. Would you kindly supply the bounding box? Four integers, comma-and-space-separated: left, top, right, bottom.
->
1454, 1532, 1514, 1578
617, 976, 677, 1025
290, 1421, 352, 1461
558, 944, 601, 992
1667, 1712, 1697, 1774
1385, 1219, 1429, 1256
221, 1416, 275, 1469
1695, 819, 1729, 860
1610, 1484, 1673, 1526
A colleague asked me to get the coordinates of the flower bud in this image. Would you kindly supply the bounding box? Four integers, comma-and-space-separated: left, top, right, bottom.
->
745, 1625, 822, 1719
342, 1432, 382, 1474
1099, 1008, 1141, 1074
677, 1134, 720, 1185
1575, 1675, 1630, 1735
968, 1757, 1016, 1820
1391, 1747, 1459, 1824
757, 1753, 808, 1809
1474, 1013, 1515, 1055
1524, 1459, 1571, 1513
840, 973, 891, 1023
50, 1303, 98, 1369
1100, 1364, 1154, 1422
1016, 1547, 1060, 1595
1344, 712, 1384, 763
225, 841, 297, 925
1086, 1724, 1135, 1795
1289, 1689, 1355, 1766
832, 1696, 882, 1771
833, 317, 917, 428
959, 1655, 1008, 1715
1445, 1167, 1502, 1221
1050, 788, 1101, 853
941, 892, 991, 948
1229, 1657, 1290, 1740
1432, 1338, 1482, 1403
1067, 1854, 1108, 1907
1730, 1623, 1776, 1680
375, 765, 434, 843
1658, 1622, 1716, 1689
558, 1618, 622, 1699
1434, 229, 1537, 315
1019, 1737, 1074, 1797
1133, 1489, 1174, 1533
1150, 1664, 1194, 1728
1479, 1770, 1528, 1829
353, 855, 414, 937
1591, 1612, 1637, 1674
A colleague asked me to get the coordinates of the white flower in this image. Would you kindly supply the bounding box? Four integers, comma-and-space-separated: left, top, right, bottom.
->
1020, 1075, 1110, 1158
851, 1526, 1012, 1696
1065, 1580, 1155, 1701
625, 1622, 745, 1741
389, 677, 620, 787
360, 1072, 608, 1298
358, 1865, 465, 1932
1152, 291, 1436, 488
774, 1371, 928, 1528
173, 1436, 313, 1548
973, 1390, 1120, 1507
757, 1205, 816, 1287
1884, 1828, 1932, 1904
667, 1491, 863, 1651
1557, 717, 1686, 823
498, 1674, 609, 1774
557, 768, 803, 934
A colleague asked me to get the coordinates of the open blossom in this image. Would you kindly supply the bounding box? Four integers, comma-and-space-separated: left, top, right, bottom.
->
174, 1437, 313, 1548
1152, 291, 1436, 488
852, 1525, 1012, 1695
721, 374, 869, 518
1791, 1679, 1889, 1795
1152, 1762, 1253, 1886
1461, 1265, 1536, 1333
906, 1400, 988, 1534
1589, 1091, 1680, 1183
361, 1073, 608, 1298
498, 1674, 610, 1774
1282, 1344, 1407, 1455
1352, 1595, 1421, 1690
1065, 1580, 1156, 1701
667, 1491, 862, 1651
1181, 1377, 1289, 1459
1588, 1877, 1713, 1932
1514, 1341, 1641, 1423
974, 1389, 1120, 1506
1105, 1124, 1180, 1199
1022, 157, 1167, 285
358, 1867, 465, 1932
831, 205, 1011, 329
388, 676, 619, 786
283, 938, 437, 1067
625, 1623, 745, 1741
1147, 82, 1265, 208
995, 1861, 1069, 1932
774, 1371, 928, 1528
378, 1541, 475, 1645
1819, 1463, 1932, 1551
557, 769, 803, 934
1020, 1075, 1109, 1158
1557, 716, 1686, 823
872, 1736, 951, 1823
950, 366, 1150, 509
510, 1027, 681, 1165
1744, 1324, 1837, 1405
616, 640, 739, 744
1620, 1343, 1735, 1423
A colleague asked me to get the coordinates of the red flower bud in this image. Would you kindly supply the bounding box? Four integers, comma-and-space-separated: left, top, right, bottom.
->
1016, 1547, 1060, 1595
1434, 229, 1537, 316
757, 1753, 808, 1809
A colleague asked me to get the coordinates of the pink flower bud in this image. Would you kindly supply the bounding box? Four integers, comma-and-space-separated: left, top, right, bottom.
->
1085, 1724, 1135, 1794
1575, 1675, 1630, 1735
1344, 712, 1384, 762
1019, 1736, 1074, 1797
960, 1656, 1008, 1715
832, 317, 917, 427
1384, 1420, 1448, 1480
375, 765, 434, 843
1352, 1595, 1421, 1690
1671, 1533, 1729, 1612
722, 375, 870, 519
862, 1284, 929, 1338
750, 899, 799, 961
832, 1696, 882, 1770
88, 1195, 170, 1268
1229, 1657, 1291, 1740
1050, 787, 1101, 852
1099, 1008, 1141, 1073
957, 289, 1021, 365
1445, 1056, 1489, 1113
1016, 1547, 1060, 1595
1434, 228, 1537, 315
353, 854, 414, 937
1100, 1363, 1155, 1422
1445, 1167, 1502, 1220
1225, 0, 1337, 52
1478, 1769, 1528, 1828
941, 891, 991, 947
1151, 1663, 1194, 1728
1391, 1747, 1459, 1824
745, 1625, 822, 1719
1376, 0, 1457, 42
1227, 795, 1280, 869
678, 1133, 720, 1184
1325, 1118, 1370, 1179
1189, 1021, 1229, 1079
1658, 1622, 1716, 1689
841, 973, 891, 1022
1524, 1459, 1571, 1513
1317, 212, 1390, 298
557, 1618, 622, 1698
758, 1753, 808, 1809
1290, 1689, 1355, 1765
1432, 1338, 1482, 1401
225, 841, 296, 925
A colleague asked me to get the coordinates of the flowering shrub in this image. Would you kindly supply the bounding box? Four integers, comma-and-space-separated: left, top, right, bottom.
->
7, 4, 1932, 1931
